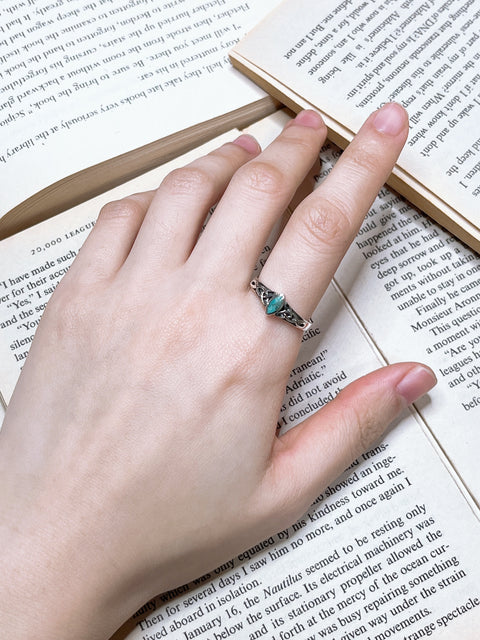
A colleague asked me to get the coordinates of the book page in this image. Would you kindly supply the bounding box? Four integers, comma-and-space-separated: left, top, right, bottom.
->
0, 0, 281, 215
1, 113, 479, 638
232, 0, 480, 237
329, 144, 480, 502
113, 286, 480, 640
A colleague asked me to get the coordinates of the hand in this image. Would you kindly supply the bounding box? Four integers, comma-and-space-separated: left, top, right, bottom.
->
0, 104, 436, 640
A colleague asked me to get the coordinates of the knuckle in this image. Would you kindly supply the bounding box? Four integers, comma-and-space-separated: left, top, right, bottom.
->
236, 160, 287, 199
284, 128, 323, 157
352, 404, 382, 453
98, 196, 145, 223
298, 198, 354, 250
208, 148, 248, 180
346, 140, 382, 178
161, 165, 213, 198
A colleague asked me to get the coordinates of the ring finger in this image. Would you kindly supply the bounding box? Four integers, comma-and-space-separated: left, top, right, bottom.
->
127, 135, 261, 271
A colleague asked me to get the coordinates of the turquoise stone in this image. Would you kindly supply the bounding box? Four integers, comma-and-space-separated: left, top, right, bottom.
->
266, 294, 285, 315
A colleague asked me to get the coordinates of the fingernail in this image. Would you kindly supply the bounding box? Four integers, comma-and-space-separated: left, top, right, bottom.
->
396, 365, 437, 406
290, 109, 324, 129
373, 102, 408, 136
232, 134, 260, 154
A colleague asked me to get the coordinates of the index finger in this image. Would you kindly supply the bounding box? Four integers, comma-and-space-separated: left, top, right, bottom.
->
260, 102, 409, 320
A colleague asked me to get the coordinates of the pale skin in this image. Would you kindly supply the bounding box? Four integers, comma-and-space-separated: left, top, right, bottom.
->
0, 104, 436, 639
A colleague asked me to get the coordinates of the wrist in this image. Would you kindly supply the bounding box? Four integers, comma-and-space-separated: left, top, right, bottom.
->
0, 472, 133, 640
0, 521, 126, 640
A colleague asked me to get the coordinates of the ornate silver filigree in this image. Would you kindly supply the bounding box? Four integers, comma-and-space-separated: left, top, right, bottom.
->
250, 279, 313, 331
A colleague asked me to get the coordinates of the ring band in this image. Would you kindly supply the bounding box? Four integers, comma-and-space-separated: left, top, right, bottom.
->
250, 279, 313, 331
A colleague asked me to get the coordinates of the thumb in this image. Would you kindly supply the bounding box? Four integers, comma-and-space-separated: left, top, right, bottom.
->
262, 363, 436, 526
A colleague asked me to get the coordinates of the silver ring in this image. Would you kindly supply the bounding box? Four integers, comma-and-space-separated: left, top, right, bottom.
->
250, 279, 313, 331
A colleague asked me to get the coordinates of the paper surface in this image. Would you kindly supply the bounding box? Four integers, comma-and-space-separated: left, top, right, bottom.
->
1, 112, 479, 639
0, 0, 281, 213
232, 0, 480, 231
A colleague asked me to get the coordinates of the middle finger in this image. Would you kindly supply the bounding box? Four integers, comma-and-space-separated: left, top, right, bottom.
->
190, 111, 327, 283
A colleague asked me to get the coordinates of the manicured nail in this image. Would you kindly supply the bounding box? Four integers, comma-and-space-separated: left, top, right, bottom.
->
232, 134, 260, 154
396, 365, 437, 406
373, 102, 408, 136
290, 109, 324, 129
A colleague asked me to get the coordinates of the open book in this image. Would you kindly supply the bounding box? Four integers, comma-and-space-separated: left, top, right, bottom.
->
1, 112, 479, 639
0, 0, 282, 240
230, 0, 480, 253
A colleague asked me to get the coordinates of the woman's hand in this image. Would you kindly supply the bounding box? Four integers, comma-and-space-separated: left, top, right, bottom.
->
0, 104, 436, 640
